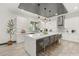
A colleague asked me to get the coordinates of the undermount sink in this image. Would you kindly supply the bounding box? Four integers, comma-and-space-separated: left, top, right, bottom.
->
28, 33, 43, 37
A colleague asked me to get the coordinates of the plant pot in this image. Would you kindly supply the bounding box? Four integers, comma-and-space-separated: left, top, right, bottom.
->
8, 40, 13, 45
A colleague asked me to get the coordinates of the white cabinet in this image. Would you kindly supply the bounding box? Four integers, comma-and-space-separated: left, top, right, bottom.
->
24, 36, 36, 56
16, 34, 25, 43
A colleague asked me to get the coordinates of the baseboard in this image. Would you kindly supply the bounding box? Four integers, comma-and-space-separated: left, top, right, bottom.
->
0, 41, 16, 45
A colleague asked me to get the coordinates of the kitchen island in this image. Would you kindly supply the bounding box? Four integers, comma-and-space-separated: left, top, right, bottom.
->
24, 32, 61, 56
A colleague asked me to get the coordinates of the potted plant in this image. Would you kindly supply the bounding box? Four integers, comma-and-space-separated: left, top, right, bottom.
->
7, 19, 15, 45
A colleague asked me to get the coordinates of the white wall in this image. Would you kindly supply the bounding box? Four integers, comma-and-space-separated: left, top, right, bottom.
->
16, 9, 41, 34
0, 3, 19, 44
40, 17, 57, 32
16, 9, 58, 34
17, 16, 32, 33
62, 14, 79, 42
65, 17, 79, 32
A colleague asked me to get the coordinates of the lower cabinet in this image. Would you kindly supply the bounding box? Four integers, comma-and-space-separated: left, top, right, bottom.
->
36, 37, 50, 52
49, 35, 55, 45
36, 34, 61, 54
16, 34, 25, 43
43, 37, 50, 47
36, 39, 44, 53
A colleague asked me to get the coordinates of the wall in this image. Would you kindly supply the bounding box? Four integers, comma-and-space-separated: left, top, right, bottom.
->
64, 11, 79, 32
16, 9, 41, 34
16, 15, 36, 34
40, 17, 57, 32
0, 3, 19, 44
16, 9, 58, 34
64, 16, 79, 34
62, 12, 79, 42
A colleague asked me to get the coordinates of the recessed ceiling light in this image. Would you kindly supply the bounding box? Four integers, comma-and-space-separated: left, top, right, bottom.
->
74, 6, 78, 10
55, 13, 58, 16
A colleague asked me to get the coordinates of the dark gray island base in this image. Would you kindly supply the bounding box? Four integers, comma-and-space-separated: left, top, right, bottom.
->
36, 34, 62, 56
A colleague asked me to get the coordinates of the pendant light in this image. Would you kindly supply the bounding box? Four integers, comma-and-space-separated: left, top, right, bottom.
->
44, 8, 47, 20
49, 10, 51, 17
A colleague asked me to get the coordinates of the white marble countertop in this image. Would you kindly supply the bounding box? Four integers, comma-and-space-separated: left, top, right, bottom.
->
24, 31, 61, 40
24, 31, 61, 56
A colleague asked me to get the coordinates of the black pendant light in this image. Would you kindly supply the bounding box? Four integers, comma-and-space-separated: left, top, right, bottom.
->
49, 10, 51, 17
44, 8, 47, 20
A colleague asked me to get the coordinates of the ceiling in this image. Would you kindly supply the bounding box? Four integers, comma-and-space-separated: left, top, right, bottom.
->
18, 3, 68, 17
1, 3, 79, 18
63, 3, 79, 13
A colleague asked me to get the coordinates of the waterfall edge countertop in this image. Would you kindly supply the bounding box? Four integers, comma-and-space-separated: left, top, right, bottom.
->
24, 31, 61, 56
24, 31, 61, 40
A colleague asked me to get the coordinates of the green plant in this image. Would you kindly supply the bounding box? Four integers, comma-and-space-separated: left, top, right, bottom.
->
7, 19, 15, 42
